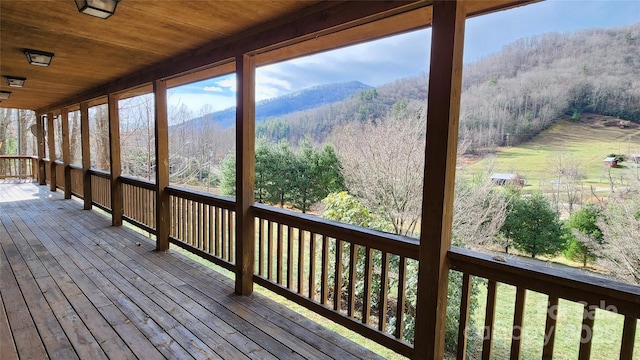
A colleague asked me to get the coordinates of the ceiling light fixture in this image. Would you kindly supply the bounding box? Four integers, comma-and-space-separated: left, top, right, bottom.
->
0, 91, 12, 100
75, 0, 121, 19
4, 76, 26, 87
24, 49, 54, 66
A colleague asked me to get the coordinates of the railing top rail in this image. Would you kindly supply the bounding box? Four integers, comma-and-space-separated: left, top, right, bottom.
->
449, 246, 640, 318
88, 168, 111, 179
120, 175, 156, 191
167, 185, 235, 210
252, 202, 420, 259
0, 155, 38, 159
53, 160, 64, 165
69, 164, 82, 170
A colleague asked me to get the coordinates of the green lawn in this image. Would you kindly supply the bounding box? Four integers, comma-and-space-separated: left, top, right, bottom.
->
461, 116, 640, 198
469, 281, 640, 360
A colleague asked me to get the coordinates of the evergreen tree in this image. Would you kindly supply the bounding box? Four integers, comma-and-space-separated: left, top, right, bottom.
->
219, 152, 236, 197
564, 203, 604, 267
501, 193, 568, 258
218, 140, 344, 212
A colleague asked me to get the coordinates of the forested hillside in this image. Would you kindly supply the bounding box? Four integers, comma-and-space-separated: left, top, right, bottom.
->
182, 81, 372, 129
257, 23, 640, 152
459, 23, 640, 153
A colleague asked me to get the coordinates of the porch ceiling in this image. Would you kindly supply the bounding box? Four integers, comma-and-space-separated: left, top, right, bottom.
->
0, 0, 531, 113
0, 0, 324, 110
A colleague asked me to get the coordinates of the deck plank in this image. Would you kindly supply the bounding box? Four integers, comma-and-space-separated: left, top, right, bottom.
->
0, 181, 385, 360
0, 221, 50, 360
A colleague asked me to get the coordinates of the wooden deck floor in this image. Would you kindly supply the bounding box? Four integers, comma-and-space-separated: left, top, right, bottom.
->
0, 181, 384, 360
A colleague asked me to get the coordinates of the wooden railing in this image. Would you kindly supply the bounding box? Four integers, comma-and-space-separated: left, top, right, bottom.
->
252, 203, 419, 357
168, 186, 236, 271
43, 159, 51, 183
0, 156, 37, 179
449, 247, 640, 360
121, 176, 156, 233
90, 168, 111, 211
20, 172, 638, 359
69, 165, 84, 198
54, 160, 64, 189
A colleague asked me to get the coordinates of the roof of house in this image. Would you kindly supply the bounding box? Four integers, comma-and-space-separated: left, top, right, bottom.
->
491, 173, 518, 180
603, 157, 618, 162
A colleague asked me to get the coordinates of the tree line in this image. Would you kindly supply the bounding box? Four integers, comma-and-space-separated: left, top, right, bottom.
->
219, 138, 344, 213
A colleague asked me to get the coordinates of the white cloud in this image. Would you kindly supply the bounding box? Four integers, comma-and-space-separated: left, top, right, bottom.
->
216, 78, 237, 92
167, 92, 235, 121
255, 74, 293, 101
203, 86, 223, 92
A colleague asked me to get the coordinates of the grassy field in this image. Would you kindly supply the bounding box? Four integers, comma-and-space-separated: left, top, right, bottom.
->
470, 281, 640, 360
460, 115, 640, 198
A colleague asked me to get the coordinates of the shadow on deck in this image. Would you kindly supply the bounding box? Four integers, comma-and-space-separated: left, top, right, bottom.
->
0, 181, 383, 360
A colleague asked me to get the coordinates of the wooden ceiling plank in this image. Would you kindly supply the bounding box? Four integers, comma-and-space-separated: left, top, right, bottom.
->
35, 1, 426, 113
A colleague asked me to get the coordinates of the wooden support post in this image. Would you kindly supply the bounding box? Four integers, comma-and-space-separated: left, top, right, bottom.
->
108, 94, 123, 226
154, 79, 170, 251
235, 54, 256, 295
46, 112, 56, 192
414, 1, 466, 359
80, 102, 92, 210
36, 113, 46, 185
61, 108, 71, 199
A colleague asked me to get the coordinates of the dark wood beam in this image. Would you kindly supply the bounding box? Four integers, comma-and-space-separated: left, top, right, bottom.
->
36, 113, 46, 185
80, 102, 92, 210
414, 0, 466, 358
46, 112, 56, 192
235, 54, 256, 295
61, 108, 71, 199
108, 94, 123, 226
154, 79, 170, 251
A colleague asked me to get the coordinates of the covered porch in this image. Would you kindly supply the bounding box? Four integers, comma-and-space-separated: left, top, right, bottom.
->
1, 1, 639, 359
1, 180, 383, 360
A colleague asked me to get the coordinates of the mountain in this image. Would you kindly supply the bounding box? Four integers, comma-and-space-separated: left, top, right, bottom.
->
183, 81, 373, 129
257, 23, 640, 150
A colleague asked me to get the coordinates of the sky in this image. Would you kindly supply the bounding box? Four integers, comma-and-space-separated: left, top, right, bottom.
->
167, 0, 640, 116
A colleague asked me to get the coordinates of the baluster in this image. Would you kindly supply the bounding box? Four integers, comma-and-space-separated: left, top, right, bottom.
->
229, 211, 235, 263
578, 303, 595, 360
309, 232, 316, 300
321, 235, 329, 305
456, 273, 472, 360
362, 246, 373, 324
620, 316, 637, 360
347, 243, 357, 317
482, 280, 498, 360
277, 223, 284, 285
510, 287, 526, 360
394, 256, 406, 340
215, 207, 221, 257
221, 209, 227, 259
258, 218, 264, 276
298, 229, 305, 295
267, 220, 273, 279
287, 226, 294, 289
378, 251, 389, 332
334, 239, 343, 312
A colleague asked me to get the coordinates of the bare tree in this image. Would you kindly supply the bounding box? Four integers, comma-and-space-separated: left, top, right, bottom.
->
596, 181, 640, 285
332, 107, 426, 236
0, 109, 13, 155
453, 176, 509, 249
333, 105, 509, 244
90, 105, 110, 171
548, 152, 585, 215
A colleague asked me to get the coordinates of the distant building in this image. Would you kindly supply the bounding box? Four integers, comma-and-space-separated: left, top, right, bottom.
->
603, 157, 618, 168
491, 173, 525, 186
